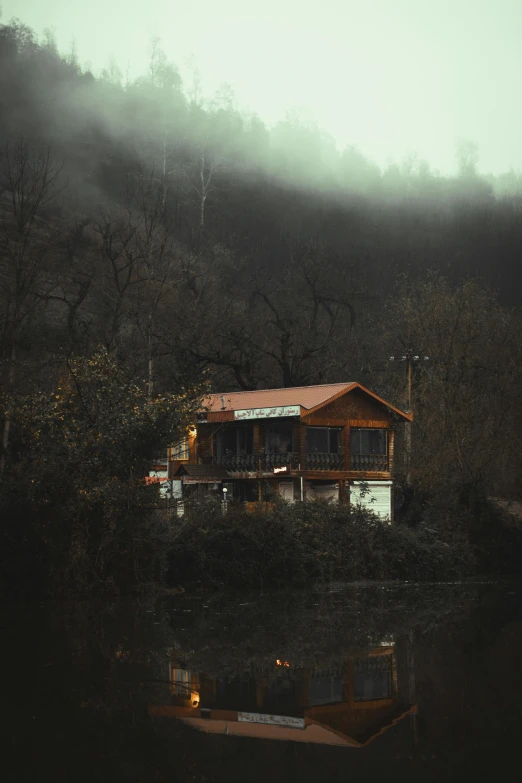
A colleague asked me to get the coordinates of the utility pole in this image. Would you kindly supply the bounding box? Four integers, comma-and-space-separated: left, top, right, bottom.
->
389, 350, 429, 484
390, 350, 429, 411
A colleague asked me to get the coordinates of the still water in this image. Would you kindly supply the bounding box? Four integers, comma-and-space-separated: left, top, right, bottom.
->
4, 581, 522, 782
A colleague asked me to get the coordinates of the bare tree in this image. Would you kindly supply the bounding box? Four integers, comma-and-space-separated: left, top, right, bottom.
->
384, 274, 522, 501
127, 170, 178, 400
0, 139, 64, 472
187, 145, 218, 233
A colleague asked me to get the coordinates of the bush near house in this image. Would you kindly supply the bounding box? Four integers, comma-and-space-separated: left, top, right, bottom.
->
0, 349, 204, 597
168, 498, 476, 588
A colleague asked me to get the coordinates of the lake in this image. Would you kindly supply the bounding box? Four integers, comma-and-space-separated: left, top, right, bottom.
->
4, 580, 522, 781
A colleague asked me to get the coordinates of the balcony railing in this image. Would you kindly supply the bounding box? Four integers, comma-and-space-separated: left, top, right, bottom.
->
305, 452, 343, 470
151, 450, 169, 466
210, 452, 300, 472
350, 454, 389, 472
202, 452, 388, 472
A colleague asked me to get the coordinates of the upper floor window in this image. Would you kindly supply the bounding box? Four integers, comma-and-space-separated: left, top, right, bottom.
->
171, 436, 189, 461
306, 427, 341, 454
265, 422, 293, 453
350, 429, 387, 455
216, 425, 253, 456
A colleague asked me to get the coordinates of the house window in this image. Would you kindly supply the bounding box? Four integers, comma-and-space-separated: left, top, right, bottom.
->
350, 429, 387, 455
309, 676, 344, 705
171, 668, 191, 696
306, 427, 341, 454
353, 655, 393, 701
265, 422, 293, 453
217, 426, 253, 456
171, 436, 189, 461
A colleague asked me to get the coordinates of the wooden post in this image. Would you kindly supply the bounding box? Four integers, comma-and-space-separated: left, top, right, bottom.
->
292, 419, 301, 467
404, 421, 412, 485
388, 428, 395, 474
405, 356, 413, 485
253, 422, 262, 454
298, 422, 306, 470
407, 358, 412, 411
343, 425, 351, 472
344, 658, 354, 707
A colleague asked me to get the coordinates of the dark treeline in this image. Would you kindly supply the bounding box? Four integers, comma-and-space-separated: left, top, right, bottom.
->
1, 17, 522, 594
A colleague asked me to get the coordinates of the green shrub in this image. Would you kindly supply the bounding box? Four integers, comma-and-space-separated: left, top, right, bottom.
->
168, 498, 475, 588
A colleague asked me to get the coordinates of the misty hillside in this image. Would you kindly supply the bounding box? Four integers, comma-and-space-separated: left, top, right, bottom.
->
1, 18, 522, 300
1, 16, 521, 404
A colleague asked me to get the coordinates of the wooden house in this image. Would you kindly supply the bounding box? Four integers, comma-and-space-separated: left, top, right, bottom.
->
149, 641, 418, 748
163, 382, 412, 520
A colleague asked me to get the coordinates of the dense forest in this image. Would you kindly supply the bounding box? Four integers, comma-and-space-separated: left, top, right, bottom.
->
1, 17, 521, 594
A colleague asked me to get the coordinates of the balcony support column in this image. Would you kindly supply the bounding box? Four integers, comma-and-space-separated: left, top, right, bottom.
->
293, 420, 302, 468
342, 425, 350, 471
253, 423, 262, 456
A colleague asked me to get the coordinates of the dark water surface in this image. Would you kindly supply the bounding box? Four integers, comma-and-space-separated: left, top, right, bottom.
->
4, 580, 522, 782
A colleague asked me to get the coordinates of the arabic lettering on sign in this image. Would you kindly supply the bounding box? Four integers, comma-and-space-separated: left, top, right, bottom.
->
238, 712, 305, 729
234, 406, 300, 421
182, 477, 222, 484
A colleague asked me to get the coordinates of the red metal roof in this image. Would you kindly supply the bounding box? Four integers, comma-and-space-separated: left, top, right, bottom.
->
204, 383, 355, 413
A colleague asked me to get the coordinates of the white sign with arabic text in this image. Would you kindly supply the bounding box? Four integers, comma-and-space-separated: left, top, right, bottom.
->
238, 712, 305, 729
234, 406, 300, 421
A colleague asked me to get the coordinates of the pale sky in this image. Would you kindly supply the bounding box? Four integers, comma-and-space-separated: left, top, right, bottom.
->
3, 0, 522, 174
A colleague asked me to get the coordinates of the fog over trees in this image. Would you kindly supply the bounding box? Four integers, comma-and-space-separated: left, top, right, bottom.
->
1, 15, 521, 511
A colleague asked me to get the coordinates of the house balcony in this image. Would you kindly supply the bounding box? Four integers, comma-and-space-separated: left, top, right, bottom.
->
200, 452, 389, 474
209, 452, 301, 472
305, 452, 343, 470
350, 454, 389, 472
208, 452, 344, 472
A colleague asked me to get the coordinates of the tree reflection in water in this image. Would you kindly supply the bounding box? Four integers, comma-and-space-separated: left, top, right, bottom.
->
4, 581, 522, 781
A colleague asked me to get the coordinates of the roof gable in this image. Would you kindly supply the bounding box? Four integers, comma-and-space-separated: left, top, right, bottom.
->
304, 383, 413, 422
203, 382, 412, 422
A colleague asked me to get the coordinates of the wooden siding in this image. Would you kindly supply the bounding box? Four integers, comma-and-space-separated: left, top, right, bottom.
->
253, 421, 262, 453
196, 424, 214, 463
301, 417, 346, 427
347, 419, 392, 428
188, 430, 197, 462
304, 388, 394, 424
205, 410, 234, 422
303, 470, 391, 481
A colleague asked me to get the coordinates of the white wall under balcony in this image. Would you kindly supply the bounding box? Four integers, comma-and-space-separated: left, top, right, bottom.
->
350, 480, 392, 522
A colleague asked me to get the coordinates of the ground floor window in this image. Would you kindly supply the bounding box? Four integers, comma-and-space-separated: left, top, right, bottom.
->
305, 480, 340, 502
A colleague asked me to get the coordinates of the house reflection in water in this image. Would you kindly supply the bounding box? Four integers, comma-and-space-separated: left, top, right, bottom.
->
149, 640, 418, 748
